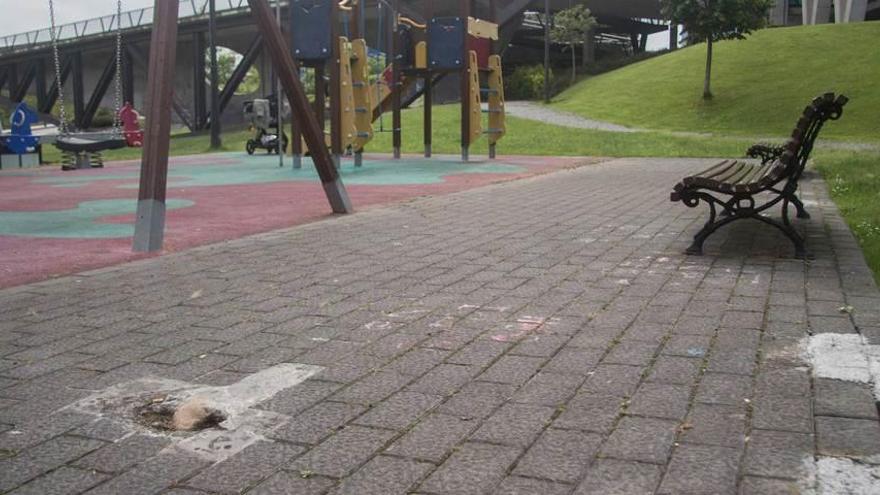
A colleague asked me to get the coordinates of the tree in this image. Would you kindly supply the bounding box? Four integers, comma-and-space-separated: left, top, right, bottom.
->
662, 0, 773, 99
550, 5, 598, 84
206, 47, 261, 96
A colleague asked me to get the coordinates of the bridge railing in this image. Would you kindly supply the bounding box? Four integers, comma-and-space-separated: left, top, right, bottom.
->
0, 0, 251, 54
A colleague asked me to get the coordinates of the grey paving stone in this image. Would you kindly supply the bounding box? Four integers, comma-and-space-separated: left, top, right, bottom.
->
541, 346, 604, 376
751, 395, 812, 433
186, 441, 304, 494
510, 334, 570, 357
470, 402, 556, 447
814, 378, 879, 420
384, 348, 449, 377
249, 471, 336, 495
75, 434, 171, 473
816, 416, 880, 458
417, 442, 521, 495
513, 428, 602, 483
258, 379, 342, 414
437, 380, 516, 420
661, 334, 712, 358
603, 340, 661, 366
743, 429, 813, 480
7, 466, 109, 495
511, 371, 584, 407
681, 403, 747, 448
581, 364, 644, 397
271, 401, 367, 445
658, 444, 741, 494
627, 382, 691, 421
386, 412, 475, 462
445, 340, 509, 367
82, 450, 210, 495
574, 459, 662, 495
353, 391, 443, 430
333, 455, 433, 495
647, 356, 702, 385
494, 476, 572, 495
290, 426, 396, 478
694, 372, 753, 406
478, 355, 546, 386
406, 364, 478, 397
554, 392, 622, 434
600, 416, 678, 464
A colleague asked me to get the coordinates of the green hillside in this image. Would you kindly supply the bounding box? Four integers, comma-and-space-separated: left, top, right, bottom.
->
551, 22, 880, 142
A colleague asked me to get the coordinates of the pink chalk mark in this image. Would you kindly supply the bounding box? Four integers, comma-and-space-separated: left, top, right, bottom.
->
491, 316, 547, 343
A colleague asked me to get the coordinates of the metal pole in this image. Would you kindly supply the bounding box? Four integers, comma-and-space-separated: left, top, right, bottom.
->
133, 0, 179, 252
460, 0, 471, 161
391, 0, 402, 159
424, 0, 433, 158
208, 0, 221, 149
276, 0, 284, 167
544, 0, 550, 104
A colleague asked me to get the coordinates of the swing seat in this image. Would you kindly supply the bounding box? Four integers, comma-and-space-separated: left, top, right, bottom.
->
54, 136, 128, 153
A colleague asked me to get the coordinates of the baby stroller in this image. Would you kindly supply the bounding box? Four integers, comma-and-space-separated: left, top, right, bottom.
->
243, 96, 288, 155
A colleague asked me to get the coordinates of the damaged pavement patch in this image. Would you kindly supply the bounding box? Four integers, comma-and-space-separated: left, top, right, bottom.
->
62, 363, 323, 462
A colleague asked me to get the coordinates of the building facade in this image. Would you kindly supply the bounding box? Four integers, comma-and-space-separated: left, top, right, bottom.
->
770, 0, 880, 25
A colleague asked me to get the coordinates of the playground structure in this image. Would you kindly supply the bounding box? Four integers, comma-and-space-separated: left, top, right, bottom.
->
0, 102, 42, 169
0, 0, 510, 251
287, 0, 506, 166
47, 0, 144, 171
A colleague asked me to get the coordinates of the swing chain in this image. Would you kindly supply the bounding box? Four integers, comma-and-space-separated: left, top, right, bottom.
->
48, 0, 68, 135
112, 0, 124, 136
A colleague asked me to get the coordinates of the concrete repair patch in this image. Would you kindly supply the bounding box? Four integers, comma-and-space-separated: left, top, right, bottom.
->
804, 333, 880, 399
801, 456, 880, 494
62, 363, 323, 462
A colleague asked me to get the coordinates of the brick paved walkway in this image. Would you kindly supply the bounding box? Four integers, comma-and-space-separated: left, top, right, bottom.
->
1, 158, 879, 494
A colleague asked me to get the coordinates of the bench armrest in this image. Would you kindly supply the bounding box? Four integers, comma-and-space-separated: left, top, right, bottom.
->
746, 144, 785, 164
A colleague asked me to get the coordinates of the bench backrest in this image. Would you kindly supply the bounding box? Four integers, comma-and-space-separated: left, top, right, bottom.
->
767, 93, 848, 186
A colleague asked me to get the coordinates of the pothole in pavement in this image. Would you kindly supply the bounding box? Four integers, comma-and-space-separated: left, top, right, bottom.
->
133, 395, 228, 433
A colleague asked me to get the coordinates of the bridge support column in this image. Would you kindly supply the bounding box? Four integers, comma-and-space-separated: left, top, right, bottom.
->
835, 0, 868, 22
802, 0, 833, 24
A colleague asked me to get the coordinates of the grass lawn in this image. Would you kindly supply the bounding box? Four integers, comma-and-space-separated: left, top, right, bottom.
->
814, 150, 880, 283
551, 22, 880, 142
41, 104, 752, 165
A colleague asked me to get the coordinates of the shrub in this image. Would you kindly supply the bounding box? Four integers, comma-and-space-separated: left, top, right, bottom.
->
505, 64, 554, 100
91, 107, 116, 129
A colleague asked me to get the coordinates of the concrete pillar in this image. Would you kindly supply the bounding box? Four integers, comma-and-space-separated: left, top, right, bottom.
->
835, 0, 868, 23
669, 24, 678, 50
769, 0, 788, 25
803, 0, 833, 24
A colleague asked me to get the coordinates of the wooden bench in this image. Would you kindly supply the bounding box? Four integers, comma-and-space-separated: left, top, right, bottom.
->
671, 93, 848, 259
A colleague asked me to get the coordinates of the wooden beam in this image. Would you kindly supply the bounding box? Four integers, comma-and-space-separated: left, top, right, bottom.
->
133, 0, 180, 253
247, 0, 352, 213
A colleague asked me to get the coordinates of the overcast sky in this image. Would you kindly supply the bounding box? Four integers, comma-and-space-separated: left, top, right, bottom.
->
2, 1, 155, 36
